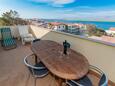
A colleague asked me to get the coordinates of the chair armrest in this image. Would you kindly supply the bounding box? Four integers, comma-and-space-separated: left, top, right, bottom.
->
21, 34, 33, 38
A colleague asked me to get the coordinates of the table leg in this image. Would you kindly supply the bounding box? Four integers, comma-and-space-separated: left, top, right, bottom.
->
35, 55, 38, 64
58, 78, 63, 86
55, 77, 64, 86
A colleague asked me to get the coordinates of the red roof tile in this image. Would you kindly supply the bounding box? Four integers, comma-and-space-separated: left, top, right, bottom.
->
109, 27, 115, 31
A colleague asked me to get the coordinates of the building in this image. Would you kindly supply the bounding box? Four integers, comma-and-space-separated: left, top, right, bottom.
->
109, 27, 115, 31
106, 27, 115, 37
48, 22, 66, 31
75, 23, 87, 32
67, 24, 80, 34
47, 22, 89, 36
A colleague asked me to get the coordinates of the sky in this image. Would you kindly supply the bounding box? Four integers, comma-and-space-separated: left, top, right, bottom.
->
0, 0, 115, 21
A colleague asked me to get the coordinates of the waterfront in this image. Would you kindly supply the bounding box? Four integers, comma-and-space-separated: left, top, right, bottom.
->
44, 19, 115, 30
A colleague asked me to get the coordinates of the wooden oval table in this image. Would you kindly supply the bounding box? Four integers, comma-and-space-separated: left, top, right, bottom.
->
31, 40, 89, 85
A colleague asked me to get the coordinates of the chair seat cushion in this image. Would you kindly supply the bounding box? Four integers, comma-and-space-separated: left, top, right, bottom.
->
99, 74, 108, 86
76, 76, 93, 86
34, 62, 46, 69
33, 68, 49, 78
23, 37, 34, 42
22, 34, 33, 38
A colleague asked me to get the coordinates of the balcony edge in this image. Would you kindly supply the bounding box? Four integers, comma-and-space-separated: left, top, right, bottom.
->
51, 30, 115, 47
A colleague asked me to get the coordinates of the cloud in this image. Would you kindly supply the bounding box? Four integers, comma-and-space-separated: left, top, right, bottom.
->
61, 10, 115, 21
50, 5, 115, 21
30, 0, 50, 3
30, 0, 75, 7
53, 0, 75, 4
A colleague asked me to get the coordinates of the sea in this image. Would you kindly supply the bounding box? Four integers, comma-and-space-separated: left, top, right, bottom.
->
44, 19, 115, 30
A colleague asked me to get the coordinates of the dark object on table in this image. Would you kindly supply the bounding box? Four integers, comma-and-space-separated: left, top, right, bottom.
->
63, 40, 70, 55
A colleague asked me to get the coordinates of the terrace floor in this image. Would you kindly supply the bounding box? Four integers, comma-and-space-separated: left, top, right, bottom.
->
0, 40, 58, 86
0, 40, 111, 86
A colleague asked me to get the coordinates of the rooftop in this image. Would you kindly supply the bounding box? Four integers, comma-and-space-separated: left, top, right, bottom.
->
0, 40, 112, 86
89, 36, 115, 43
0, 40, 57, 86
102, 36, 115, 43
109, 27, 115, 31
0, 25, 115, 86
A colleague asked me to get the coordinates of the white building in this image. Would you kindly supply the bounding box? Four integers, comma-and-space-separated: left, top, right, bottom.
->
106, 27, 115, 36
49, 22, 66, 31
68, 23, 88, 35
67, 24, 80, 33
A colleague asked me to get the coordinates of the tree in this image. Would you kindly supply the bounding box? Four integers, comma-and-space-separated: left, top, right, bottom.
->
0, 17, 10, 26
2, 10, 19, 19
0, 10, 28, 26
2, 10, 19, 25
86, 24, 107, 37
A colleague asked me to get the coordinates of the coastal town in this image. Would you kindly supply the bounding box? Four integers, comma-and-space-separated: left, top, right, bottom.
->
1, 0, 115, 85
29, 19, 115, 44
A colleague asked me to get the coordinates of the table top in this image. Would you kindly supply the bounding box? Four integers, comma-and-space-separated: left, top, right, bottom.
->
31, 40, 89, 80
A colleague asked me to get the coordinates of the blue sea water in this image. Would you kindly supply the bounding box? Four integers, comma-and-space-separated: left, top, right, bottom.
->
44, 19, 115, 30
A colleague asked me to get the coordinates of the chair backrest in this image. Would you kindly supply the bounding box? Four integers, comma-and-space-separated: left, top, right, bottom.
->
24, 54, 42, 69
24, 54, 49, 78
1, 28, 12, 39
18, 25, 29, 36
24, 54, 46, 75
89, 65, 108, 86
24, 54, 38, 73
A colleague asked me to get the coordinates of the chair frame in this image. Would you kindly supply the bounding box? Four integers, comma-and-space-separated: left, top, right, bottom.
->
89, 65, 108, 86
66, 80, 83, 86
66, 65, 108, 86
24, 54, 49, 78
